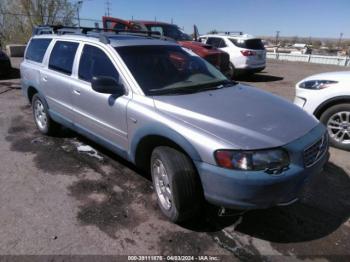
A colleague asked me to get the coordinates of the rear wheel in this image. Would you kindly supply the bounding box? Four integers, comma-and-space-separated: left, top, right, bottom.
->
32, 94, 60, 135
151, 146, 203, 222
320, 103, 350, 151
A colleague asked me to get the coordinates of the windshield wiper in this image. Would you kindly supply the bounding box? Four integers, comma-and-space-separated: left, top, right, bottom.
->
149, 80, 238, 95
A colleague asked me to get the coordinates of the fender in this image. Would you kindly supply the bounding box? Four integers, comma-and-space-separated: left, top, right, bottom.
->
314, 95, 350, 117
129, 122, 202, 164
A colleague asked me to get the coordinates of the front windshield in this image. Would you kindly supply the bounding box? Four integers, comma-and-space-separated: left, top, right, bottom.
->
116, 45, 229, 95
146, 25, 192, 41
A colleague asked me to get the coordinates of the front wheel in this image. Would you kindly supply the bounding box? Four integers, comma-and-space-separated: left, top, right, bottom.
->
227, 62, 236, 79
320, 103, 350, 151
151, 146, 203, 223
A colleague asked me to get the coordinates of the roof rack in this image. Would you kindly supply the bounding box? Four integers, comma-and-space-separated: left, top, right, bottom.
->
216, 31, 243, 36
32, 25, 166, 44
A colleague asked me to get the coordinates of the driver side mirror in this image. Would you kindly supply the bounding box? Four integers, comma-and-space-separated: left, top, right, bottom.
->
91, 76, 125, 96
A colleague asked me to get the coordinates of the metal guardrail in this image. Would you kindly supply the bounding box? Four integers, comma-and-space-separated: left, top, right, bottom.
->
267, 52, 350, 67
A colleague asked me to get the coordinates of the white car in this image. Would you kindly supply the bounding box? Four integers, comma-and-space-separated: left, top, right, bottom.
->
294, 71, 350, 150
199, 33, 266, 77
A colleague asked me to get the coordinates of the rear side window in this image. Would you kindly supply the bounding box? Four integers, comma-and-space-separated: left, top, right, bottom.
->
230, 38, 265, 50
78, 45, 119, 83
207, 37, 226, 48
25, 38, 52, 63
49, 41, 79, 75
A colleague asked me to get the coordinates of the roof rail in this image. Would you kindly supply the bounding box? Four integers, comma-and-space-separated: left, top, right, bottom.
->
32, 25, 166, 44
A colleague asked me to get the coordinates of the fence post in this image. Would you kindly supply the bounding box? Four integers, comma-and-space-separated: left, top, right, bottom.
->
346, 57, 350, 67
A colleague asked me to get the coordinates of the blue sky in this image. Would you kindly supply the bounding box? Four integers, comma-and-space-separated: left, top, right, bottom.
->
79, 0, 349, 38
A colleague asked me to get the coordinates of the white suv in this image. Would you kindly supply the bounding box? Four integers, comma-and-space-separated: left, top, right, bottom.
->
294, 71, 350, 151
199, 33, 266, 77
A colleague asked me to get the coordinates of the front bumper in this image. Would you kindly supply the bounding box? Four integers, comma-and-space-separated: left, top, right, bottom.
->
195, 124, 329, 209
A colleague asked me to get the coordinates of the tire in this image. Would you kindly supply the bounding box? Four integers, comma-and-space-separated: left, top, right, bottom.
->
151, 146, 203, 222
320, 103, 350, 151
228, 62, 236, 79
32, 93, 60, 135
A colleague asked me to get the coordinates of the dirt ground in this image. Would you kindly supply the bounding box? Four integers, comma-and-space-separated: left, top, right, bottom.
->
0, 59, 349, 261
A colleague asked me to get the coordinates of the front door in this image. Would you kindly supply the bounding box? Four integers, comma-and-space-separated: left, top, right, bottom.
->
70, 44, 130, 151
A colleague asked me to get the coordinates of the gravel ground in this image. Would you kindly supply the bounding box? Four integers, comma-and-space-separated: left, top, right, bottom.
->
0, 58, 349, 261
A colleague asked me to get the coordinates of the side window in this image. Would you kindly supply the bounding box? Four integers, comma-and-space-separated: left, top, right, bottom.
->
149, 26, 164, 36
49, 41, 79, 75
207, 37, 221, 48
78, 45, 119, 83
25, 38, 52, 63
218, 39, 227, 48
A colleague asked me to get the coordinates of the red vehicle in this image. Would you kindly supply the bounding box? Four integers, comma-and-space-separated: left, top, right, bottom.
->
102, 17, 230, 76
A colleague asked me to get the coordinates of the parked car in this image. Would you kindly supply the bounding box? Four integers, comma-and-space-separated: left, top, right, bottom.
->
199, 33, 266, 77
295, 71, 350, 150
21, 27, 329, 222
102, 16, 230, 76
0, 50, 11, 76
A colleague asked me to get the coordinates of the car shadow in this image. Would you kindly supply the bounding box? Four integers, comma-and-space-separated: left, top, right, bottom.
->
236, 73, 283, 83
181, 162, 350, 243
35, 126, 350, 243
0, 67, 20, 81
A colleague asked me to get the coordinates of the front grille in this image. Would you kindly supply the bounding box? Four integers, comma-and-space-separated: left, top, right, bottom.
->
303, 133, 328, 167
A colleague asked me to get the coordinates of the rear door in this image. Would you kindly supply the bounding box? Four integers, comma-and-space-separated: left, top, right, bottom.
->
70, 43, 130, 151
41, 40, 79, 121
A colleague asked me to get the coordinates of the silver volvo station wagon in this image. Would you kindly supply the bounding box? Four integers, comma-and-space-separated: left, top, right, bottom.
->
20, 27, 329, 222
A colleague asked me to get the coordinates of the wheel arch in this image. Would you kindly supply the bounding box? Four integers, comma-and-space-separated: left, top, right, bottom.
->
130, 124, 202, 172
27, 86, 39, 103
314, 96, 350, 119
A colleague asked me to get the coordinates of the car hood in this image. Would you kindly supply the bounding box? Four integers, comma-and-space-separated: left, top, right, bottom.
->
153, 84, 319, 149
300, 71, 350, 82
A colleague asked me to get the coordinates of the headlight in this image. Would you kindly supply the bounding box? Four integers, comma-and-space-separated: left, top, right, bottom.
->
214, 149, 290, 172
299, 80, 338, 90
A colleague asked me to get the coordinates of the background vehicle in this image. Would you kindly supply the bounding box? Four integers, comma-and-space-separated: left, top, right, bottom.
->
21, 26, 328, 223
102, 16, 230, 76
0, 50, 11, 76
295, 71, 350, 150
199, 33, 266, 77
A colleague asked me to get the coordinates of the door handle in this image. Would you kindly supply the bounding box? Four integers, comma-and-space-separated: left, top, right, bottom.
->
42, 76, 48, 82
73, 90, 81, 95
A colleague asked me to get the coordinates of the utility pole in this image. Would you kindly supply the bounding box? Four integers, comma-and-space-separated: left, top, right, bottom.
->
77, 0, 83, 27
338, 32, 343, 49
275, 30, 280, 46
105, 0, 111, 16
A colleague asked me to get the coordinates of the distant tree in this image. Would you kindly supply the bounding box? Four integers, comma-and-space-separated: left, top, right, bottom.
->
311, 40, 322, 49
325, 40, 334, 50
291, 36, 299, 44
0, 0, 77, 45
208, 29, 218, 34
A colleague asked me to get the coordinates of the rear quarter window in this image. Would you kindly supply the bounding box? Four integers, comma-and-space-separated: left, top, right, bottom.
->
230, 38, 265, 50
25, 38, 52, 63
49, 41, 79, 75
